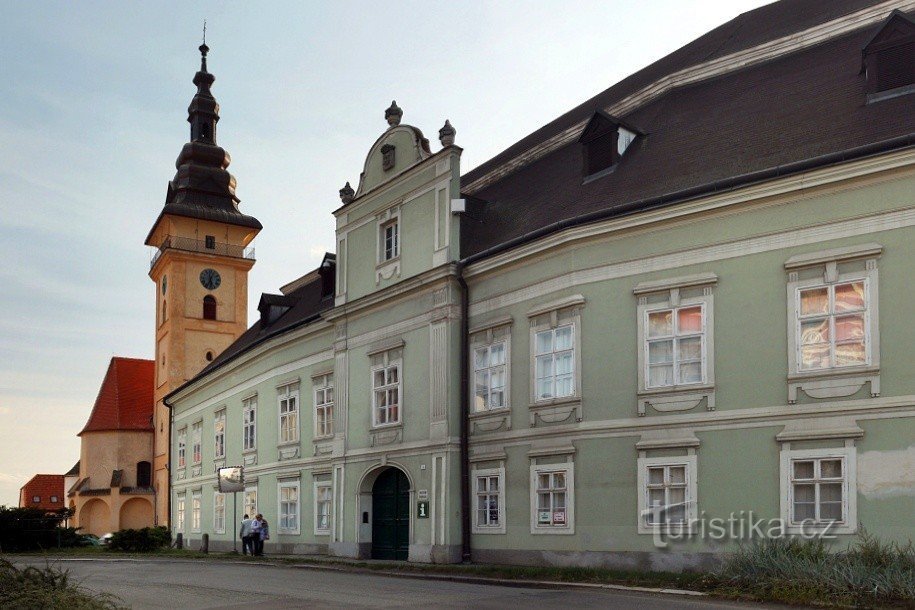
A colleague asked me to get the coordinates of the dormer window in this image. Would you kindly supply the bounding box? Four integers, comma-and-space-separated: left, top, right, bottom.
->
579, 110, 641, 181
863, 10, 915, 98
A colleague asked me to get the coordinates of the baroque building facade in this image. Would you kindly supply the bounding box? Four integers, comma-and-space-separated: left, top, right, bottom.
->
166, 2, 915, 567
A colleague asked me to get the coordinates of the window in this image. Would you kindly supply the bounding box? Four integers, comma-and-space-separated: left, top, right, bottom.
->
863, 12, 915, 95
277, 384, 299, 444
314, 373, 334, 438
161, 300, 167, 324
381, 220, 399, 261
473, 342, 507, 412
177, 428, 187, 468
534, 326, 574, 401
176, 494, 186, 532
205, 235, 216, 249
530, 464, 574, 534
243, 485, 257, 518
243, 397, 257, 451
191, 491, 201, 532
278, 480, 300, 534
780, 446, 856, 534
785, 246, 880, 404
578, 111, 639, 179
136, 461, 151, 487
637, 455, 698, 533
203, 295, 217, 320
796, 282, 868, 371
32, 496, 40, 503
314, 482, 332, 534
472, 467, 505, 534
214, 410, 225, 459
372, 351, 401, 427
50, 496, 58, 503
213, 491, 226, 534
645, 305, 705, 387
191, 421, 202, 464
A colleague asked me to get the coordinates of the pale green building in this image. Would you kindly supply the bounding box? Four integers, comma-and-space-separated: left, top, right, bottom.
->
166, 2, 915, 568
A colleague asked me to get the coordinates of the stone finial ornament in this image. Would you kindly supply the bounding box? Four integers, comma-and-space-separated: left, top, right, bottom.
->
385, 100, 403, 127
339, 181, 355, 204
439, 120, 456, 147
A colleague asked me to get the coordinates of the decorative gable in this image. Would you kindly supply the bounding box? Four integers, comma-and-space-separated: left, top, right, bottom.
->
863, 10, 915, 94
578, 110, 640, 179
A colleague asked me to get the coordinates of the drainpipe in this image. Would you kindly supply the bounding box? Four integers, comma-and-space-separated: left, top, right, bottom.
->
456, 263, 471, 563
163, 394, 173, 532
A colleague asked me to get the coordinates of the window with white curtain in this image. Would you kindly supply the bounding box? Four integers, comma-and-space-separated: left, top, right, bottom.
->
645, 305, 705, 388
278, 383, 299, 444
278, 480, 300, 534
313, 373, 334, 439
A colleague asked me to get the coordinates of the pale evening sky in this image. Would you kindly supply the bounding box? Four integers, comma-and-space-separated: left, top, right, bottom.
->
0, 0, 770, 506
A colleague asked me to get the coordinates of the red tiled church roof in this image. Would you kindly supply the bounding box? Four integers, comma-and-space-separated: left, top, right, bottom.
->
19, 474, 65, 511
79, 357, 155, 434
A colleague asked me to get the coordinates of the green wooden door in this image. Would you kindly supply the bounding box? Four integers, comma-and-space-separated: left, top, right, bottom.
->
372, 468, 410, 560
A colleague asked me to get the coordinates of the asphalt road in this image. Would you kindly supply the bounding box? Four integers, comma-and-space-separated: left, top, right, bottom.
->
12, 557, 791, 610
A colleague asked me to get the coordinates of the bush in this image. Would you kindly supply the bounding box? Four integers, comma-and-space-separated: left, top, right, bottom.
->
0, 506, 74, 552
108, 526, 171, 552
0, 558, 124, 609
717, 531, 915, 606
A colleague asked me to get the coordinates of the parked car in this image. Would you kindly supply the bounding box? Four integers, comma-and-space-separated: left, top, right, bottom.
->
100, 533, 114, 546
78, 533, 101, 547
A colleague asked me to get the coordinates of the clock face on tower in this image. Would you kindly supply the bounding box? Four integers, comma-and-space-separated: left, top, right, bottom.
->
200, 268, 221, 290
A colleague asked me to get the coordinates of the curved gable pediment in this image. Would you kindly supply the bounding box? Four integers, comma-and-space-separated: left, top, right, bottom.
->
355, 124, 432, 197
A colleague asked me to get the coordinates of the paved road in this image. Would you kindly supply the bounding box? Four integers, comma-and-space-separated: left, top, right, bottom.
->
12, 557, 789, 609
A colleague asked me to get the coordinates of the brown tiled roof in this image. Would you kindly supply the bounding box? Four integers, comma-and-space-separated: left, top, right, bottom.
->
20, 474, 65, 511
79, 358, 155, 435
460, 1, 915, 257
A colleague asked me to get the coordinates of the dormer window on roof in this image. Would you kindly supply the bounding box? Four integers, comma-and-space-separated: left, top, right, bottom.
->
863, 10, 915, 98
578, 110, 640, 181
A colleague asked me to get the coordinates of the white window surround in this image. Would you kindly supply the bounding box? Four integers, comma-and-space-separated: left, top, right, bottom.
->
278, 480, 301, 535
635, 274, 716, 417
243, 485, 258, 518
314, 481, 332, 535
470, 322, 511, 415
176, 494, 186, 532
191, 491, 201, 533
779, 444, 857, 535
243, 396, 257, 453
277, 383, 300, 445
214, 410, 226, 460
527, 296, 584, 426
636, 454, 698, 535
313, 372, 335, 440
375, 206, 402, 284
472, 466, 506, 534
370, 348, 403, 429
191, 421, 202, 465
213, 491, 226, 534
177, 428, 187, 468
785, 245, 881, 404
529, 462, 575, 535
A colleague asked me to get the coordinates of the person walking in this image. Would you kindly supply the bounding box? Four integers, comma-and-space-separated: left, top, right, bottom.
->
250, 513, 263, 556
239, 514, 253, 555
258, 516, 270, 556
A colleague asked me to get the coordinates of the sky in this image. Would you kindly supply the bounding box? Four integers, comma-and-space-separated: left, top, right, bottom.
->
0, 0, 771, 507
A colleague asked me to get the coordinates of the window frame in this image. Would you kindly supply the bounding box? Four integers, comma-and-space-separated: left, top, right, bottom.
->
177, 427, 187, 468
529, 463, 575, 535
381, 219, 400, 262
527, 301, 583, 407
242, 397, 257, 452
243, 484, 258, 518
314, 481, 333, 535
278, 480, 301, 535
191, 491, 201, 533
277, 383, 300, 445
191, 421, 202, 465
472, 466, 506, 534
779, 445, 857, 535
213, 409, 226, 459
213, 490, 226, 534
636, 455, 698, 535
471, 334, 510, 413
313, 373, 335, 440
371, 350, 402, 429
176, 493, 186, 533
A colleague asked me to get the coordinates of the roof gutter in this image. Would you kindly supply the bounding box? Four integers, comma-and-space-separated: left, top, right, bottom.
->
460, 133, 915, 267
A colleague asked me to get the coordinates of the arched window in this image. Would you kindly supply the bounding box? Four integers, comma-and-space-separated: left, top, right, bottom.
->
136, 461, 151, 488
161, 300, 167, 324
203, 295, 217, 320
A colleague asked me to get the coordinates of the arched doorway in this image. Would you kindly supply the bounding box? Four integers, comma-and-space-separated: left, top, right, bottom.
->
371, 468, 410, 560
79, 498, 111, 537
120, 497, 154, 530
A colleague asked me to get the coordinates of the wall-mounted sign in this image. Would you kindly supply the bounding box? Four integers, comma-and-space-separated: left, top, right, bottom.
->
417, 501, 430, 518
417, 489, 429, 501
217, 466, 244, 493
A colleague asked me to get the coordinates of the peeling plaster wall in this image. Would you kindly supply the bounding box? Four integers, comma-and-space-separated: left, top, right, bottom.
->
858, 446, 915, 499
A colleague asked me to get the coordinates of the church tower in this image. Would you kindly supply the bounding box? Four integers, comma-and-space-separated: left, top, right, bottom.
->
146, 44, 261, 525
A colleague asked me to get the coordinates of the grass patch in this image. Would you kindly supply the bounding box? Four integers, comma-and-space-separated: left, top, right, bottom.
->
0, 558, 125, 609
